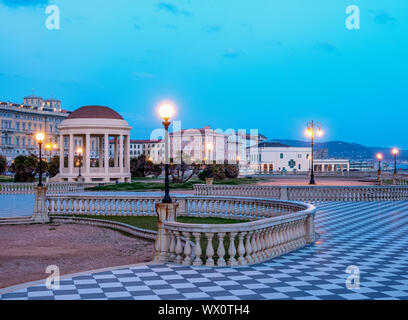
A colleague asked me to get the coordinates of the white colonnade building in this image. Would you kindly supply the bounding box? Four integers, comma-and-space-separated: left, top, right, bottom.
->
57, 105, 131, 183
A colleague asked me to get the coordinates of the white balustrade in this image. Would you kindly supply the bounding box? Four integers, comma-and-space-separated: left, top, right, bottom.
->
0, 182, 84, 194
194, 184, 408, 201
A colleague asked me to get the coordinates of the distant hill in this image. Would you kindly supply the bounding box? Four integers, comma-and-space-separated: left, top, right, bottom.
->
270, 139, 407, 161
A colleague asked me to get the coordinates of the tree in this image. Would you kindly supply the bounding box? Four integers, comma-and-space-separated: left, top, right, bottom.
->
47, 155, 60, 178
130, 154, 162, 177
0, 155, 7, 174
198, 163, 239, 181
11, 154, 49, 182
169, 152, 201, 183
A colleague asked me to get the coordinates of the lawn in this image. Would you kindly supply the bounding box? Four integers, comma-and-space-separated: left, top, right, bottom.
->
0, 175, 14, 182
56, 214, 245, 231
85, 177, 261, 191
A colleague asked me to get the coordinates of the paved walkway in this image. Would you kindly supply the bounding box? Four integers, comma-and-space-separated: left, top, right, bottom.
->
1, 201, 408, 300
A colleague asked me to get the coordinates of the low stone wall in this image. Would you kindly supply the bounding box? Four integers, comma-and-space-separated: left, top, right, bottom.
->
50, 216, 157, 241
193, 184, 408, 201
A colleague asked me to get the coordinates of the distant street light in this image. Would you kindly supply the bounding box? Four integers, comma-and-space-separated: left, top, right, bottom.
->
376, 153, 383, 184
76, 147, 83, 177
305, 121, 323, 185
159, 102, 175, 203
392, 148, 399, 184
35, 132, 45, 187
392, 148, 399, 174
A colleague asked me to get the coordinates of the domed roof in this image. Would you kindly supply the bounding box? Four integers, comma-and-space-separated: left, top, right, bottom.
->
66, 105, 124, 120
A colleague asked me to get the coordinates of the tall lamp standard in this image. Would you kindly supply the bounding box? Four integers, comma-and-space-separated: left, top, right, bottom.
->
305, 121, 323, 185
76, 147, 83, 177
392, 148, 399, 184
376, 153, 383, 184
35, 132, 45, 187
158, 102, 175, 203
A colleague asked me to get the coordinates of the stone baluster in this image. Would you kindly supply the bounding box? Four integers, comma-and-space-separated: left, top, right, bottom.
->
182, 232, 192, 265
168, 231, 176, 262
205, 232, 215, 266
227, 232, 238, 266
245, 232, 253, 264
192, 232, 202, 266
237, 232, 247, 265
174, 231, 183, 264
216, 233, 227, 266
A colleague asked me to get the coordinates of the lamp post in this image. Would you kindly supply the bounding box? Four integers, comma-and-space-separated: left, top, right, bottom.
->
376, 153, 383, 184
35, 132, 45, 187
76, 147, 83, 177
392, 148, 399, 184
159, 102, 175, 203
305, 121, 323, 185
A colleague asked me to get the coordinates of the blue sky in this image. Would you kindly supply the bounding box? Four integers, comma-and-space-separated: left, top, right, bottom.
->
0, 0, 407, 148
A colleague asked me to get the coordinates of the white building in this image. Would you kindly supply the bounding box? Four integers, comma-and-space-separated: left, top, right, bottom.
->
118, 139, 165, 163
169, 126, 246, 164
249, 142, 311, 173
248, 141, 350, 174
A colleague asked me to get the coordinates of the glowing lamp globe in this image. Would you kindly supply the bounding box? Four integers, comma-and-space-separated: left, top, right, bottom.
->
35, 132, 45, 143
392, 148, 399, 155
159, 103, 175, 120
377, 153, 383, 160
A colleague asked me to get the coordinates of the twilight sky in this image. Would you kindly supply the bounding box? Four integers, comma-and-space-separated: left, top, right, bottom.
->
0, 0, 407, 148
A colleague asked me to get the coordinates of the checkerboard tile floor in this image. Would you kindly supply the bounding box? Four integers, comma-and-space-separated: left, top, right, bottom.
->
2, 201, 408, 300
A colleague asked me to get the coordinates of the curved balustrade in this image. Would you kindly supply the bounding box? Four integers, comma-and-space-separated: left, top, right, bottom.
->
46, 194, 307, 219
44, 193, 316, 267
194, 184, 408, 201
0, 182, 84, 194
163, 209, 315, 267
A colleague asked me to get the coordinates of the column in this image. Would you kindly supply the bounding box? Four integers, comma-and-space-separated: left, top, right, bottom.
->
99, 136, 103, 167
125, 134, 130, 169
104, 134, 109, 175
85, 133, 90, 175
59, 134, 64, 171
119, 133, 124, 173
68, 133, 74, 175
113, 136, 118, 167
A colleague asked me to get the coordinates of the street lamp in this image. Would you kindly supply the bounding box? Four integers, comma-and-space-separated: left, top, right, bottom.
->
159, 102, 175, 203
376, 153, 383, 184
35, 132, 45, 187
305, 121, 323, 185
392, 148, 399, 174
76, 147, 83, 177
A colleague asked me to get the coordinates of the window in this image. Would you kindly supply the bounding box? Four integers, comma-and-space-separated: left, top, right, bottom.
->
298, 164, 301, 170
280, 153, 283, 159
16, 136, 20, 146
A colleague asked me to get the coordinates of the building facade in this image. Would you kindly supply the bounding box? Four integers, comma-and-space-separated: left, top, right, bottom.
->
0, 95, 69, 161
248, 141, 350, 173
